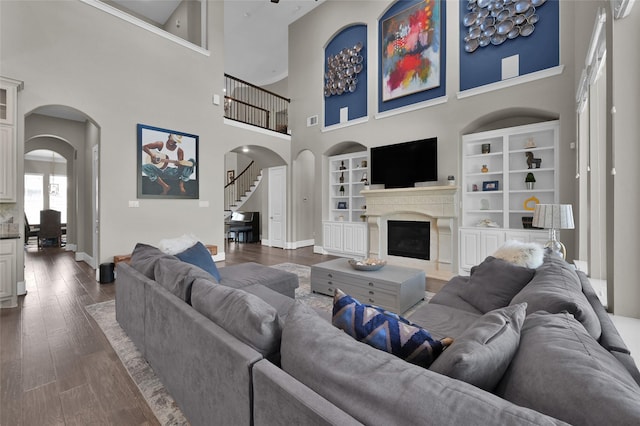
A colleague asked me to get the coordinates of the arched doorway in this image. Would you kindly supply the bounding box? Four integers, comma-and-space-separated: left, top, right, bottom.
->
25, 106, 101, 271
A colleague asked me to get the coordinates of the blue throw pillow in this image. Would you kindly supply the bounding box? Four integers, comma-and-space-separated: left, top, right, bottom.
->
332, 289, 452, 368
175, 241, 221, 282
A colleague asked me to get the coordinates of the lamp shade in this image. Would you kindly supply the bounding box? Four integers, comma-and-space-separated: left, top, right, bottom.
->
532, 204, 575, 230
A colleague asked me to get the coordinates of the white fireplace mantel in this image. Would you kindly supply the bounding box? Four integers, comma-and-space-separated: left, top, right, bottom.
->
362, 186, 458, 280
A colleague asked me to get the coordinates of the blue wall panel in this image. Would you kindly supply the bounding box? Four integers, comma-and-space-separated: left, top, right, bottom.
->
459, 0, 559, 91
324, 25, 368, 127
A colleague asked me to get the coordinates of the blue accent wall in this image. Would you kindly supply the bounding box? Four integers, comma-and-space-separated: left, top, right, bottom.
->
378, 0, 447, 113
324, 25, 368, 127
459, 0, 559, 91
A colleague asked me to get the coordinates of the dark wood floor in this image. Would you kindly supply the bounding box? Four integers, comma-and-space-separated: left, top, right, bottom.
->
0, 242, 339, 426
1, 242, 445, 425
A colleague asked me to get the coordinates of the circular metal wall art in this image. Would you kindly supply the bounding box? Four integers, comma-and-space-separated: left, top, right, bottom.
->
463, 0, 547, 53
324, 42, 365, 97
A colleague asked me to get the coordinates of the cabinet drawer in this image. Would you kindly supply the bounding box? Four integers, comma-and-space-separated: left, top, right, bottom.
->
311, 278, 397, 311
312, 268, 400, 293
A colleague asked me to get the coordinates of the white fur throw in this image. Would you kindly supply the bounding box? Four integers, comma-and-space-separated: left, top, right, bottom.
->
158, 234, 199, 255
492, 240, 544, 269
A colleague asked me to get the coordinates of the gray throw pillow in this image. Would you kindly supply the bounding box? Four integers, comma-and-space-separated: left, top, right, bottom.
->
190, 278, 282, 357
429, 303, 527, 391
509, 255, 601, 340
460, 256, 535, 313
129, 243, 175, 279
496, 311, 640, 425
154, 256, 215, 304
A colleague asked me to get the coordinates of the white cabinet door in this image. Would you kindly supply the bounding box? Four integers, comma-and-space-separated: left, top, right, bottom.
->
460, 228, 506, 274
0, 126, 16, 202
323, 222, 343, 252
0, 240, 16, 300
481, 230, 505, 258
459, 229, 480, 273
343, 223, 367, 256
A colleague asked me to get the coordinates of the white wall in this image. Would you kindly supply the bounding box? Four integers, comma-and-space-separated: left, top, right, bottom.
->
289, 1, 578, 269
0, 0, 287, 265
610, 6, 640, 318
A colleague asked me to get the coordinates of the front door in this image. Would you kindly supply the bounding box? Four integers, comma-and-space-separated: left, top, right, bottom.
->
268, 166, 286, 248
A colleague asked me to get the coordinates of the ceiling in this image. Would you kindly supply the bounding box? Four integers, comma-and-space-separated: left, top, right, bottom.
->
113, 0, 325, 86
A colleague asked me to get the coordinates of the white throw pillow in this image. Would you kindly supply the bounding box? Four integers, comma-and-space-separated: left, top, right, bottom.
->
492, 240, 544, 269
157, 234, 199, 255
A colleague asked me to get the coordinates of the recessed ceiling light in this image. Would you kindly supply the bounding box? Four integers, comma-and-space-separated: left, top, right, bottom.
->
242, 147, 249, 153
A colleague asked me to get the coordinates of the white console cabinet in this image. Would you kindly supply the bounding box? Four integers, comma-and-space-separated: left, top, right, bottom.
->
0, 239, 17, 307
459, 121, 559, 274
322, 221, 367, 257
0, 77, 20, 203
459, 228, 549, 274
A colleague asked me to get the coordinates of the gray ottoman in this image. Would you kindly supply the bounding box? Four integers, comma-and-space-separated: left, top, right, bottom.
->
218, 262, 299, 298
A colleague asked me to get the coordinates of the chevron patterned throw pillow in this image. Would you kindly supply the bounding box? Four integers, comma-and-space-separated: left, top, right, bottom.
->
332, 289, 453, 368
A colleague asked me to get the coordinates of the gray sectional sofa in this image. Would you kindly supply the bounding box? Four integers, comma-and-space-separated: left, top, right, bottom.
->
116, 244, 640, 426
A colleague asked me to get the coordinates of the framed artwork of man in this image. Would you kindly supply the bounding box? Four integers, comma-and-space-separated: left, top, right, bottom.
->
137, 124, 199, 199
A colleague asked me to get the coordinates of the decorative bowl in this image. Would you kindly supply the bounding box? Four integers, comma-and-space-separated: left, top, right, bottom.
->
348, 258, 387, 271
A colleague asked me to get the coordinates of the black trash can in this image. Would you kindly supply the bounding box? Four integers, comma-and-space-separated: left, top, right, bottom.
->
99, 262, 115, 284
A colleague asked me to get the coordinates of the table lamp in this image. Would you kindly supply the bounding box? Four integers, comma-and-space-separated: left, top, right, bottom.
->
532, 204, 575, 259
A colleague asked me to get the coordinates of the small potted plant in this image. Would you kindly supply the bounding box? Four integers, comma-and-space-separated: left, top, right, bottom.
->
525, 172, 536, 190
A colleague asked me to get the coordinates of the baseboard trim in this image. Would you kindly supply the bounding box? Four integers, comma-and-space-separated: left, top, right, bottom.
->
75, 252, 96, 269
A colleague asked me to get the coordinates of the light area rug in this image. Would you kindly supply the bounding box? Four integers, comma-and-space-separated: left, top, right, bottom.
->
85, 262, 435, 425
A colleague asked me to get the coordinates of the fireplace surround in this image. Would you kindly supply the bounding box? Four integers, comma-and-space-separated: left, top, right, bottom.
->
362, 186, 458, 280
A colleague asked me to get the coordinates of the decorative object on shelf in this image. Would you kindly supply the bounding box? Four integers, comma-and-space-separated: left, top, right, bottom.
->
339, 161, 346, 170
462, 0, 549, 53
348, 258, 387, 271
522, 216, 534, 229
360, 173, 368, 185
360, 214, 367, 222
337, 201, 347, 209
525, 172, 536, 189
472, 184, 479, 192
532, 204, 575, 259
339, 172, 345, 183
482, 180, 499, 191
481, 143, 491, 154
339, 185, 345, 195
338, 215, 345, 221
476, 218, 500, 228
525, 152, 542, 169
481, 164, 489, 173
523, 196, 540, 211
381, 0, 441, 101
480, 199, 490, 210
324, 42, 364, 97
361, 160, 367, 168
448, 175, 456, 186
525, 138, 537, 149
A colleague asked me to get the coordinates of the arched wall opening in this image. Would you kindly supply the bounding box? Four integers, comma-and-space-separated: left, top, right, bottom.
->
24, 106, 101, 269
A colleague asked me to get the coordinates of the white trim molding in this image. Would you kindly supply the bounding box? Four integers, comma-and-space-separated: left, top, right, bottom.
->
457, 65, 564, 100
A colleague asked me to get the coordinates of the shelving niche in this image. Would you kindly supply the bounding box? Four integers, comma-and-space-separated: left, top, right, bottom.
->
323, 152, 369, 257
459, 120, 559, 274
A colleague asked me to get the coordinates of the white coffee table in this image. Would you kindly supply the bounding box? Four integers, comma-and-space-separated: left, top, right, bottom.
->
310, 258, 425, 314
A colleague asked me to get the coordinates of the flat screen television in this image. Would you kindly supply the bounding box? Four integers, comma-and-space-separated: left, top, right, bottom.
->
371, 138, 438, 188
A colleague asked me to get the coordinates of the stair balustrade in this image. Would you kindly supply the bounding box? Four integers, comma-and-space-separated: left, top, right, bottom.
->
224, 74, 290, 134
224, 161, 261, 212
